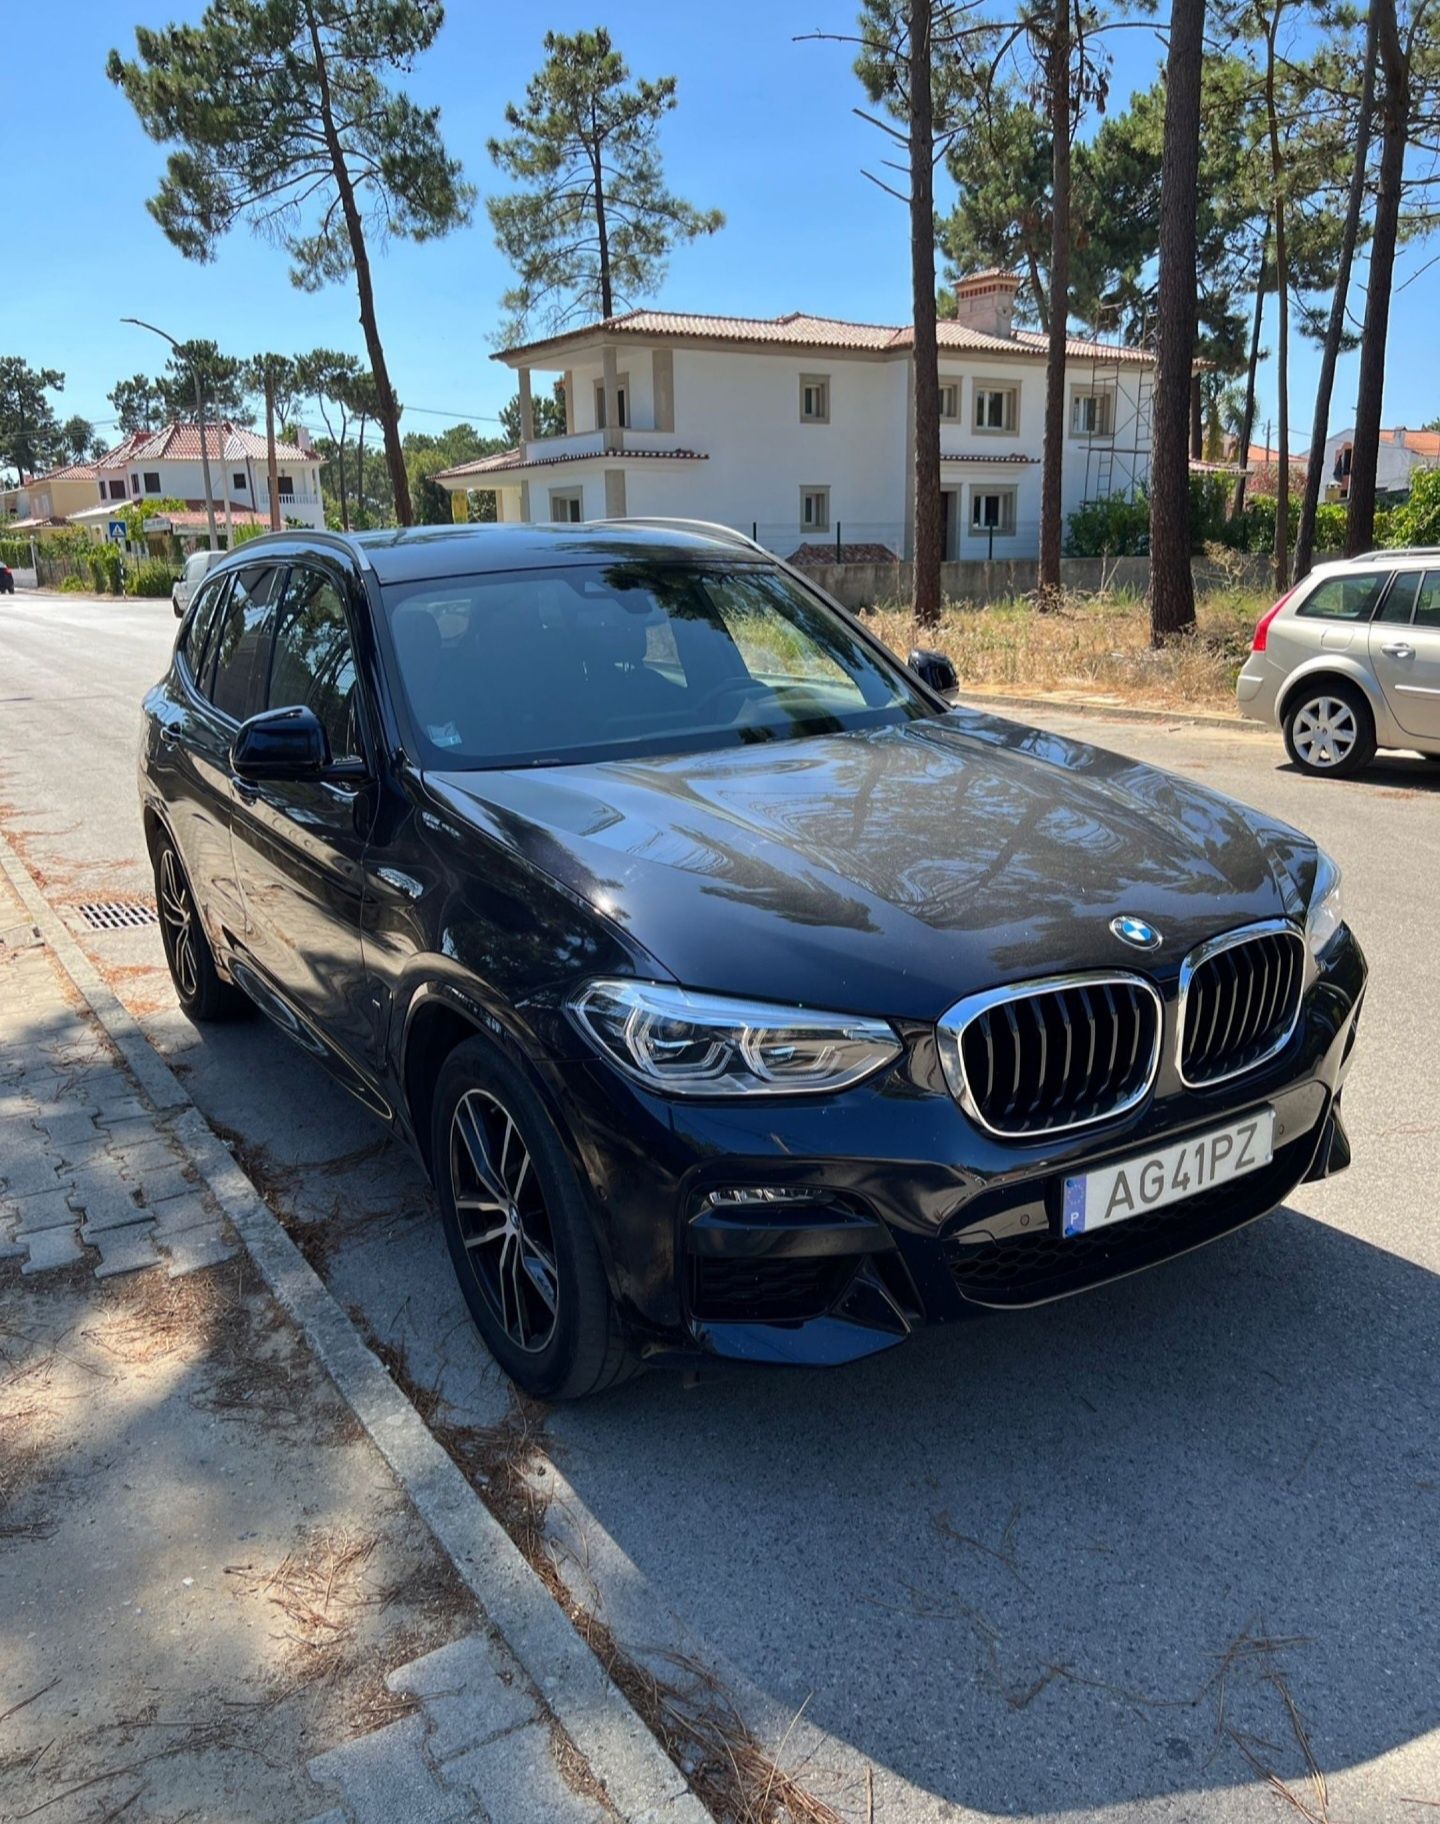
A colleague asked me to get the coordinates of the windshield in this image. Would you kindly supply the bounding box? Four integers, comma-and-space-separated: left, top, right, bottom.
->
380, 560, 934, 769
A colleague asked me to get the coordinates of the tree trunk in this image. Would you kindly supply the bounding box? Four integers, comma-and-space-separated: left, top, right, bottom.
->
1027, 249, 1049, 334
264, 368, 281, 532
1295, 10, 1377, 579
1147, 0, 1205, 644
357, 418, 368, 528
1231, 217, 1270, 520
1039, 0, 1071, 597
909, 0, 943, 630
591, 137, 614, 319
1264, 1, 1291, 594
304, 2, 412, 526
1348, 0, 1407, 557
193, 373, 218, 552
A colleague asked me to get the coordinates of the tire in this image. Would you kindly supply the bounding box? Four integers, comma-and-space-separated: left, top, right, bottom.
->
1282, 680, 1377, 778
172, 591, 184, 619
152, 831, 248, 1022
431, 1035, 635, 1401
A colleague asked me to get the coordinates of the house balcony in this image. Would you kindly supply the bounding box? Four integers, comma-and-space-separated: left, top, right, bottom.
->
520, 428, 692, 465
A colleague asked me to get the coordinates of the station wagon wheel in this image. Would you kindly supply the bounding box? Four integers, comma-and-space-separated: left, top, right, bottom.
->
431, 1036, 635, 1400
1282, 680, 1376, 779
449, 1089, 560, 1354
150, 830, 248, 1023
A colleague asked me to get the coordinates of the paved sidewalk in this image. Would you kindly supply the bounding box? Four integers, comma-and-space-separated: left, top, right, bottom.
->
0, 875, 622, 1822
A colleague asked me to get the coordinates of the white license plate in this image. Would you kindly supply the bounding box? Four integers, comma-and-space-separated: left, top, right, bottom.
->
1062, 1109, 1275, 1238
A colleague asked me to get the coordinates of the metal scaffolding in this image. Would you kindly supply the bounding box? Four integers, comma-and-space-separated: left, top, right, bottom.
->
1079, 309, 1156, 506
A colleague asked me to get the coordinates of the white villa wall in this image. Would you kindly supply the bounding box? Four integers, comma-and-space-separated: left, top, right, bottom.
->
97, 454, 326, 528
486, 338, 1155, 560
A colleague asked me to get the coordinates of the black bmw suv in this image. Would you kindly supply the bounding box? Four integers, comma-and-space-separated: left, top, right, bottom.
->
139, 522, 1365, 1398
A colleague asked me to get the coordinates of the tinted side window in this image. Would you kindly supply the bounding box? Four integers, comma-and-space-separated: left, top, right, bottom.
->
208, 566, 283, 721
1298, 574, 1388, 622
180, 575, 228, 674
1376, 573, 1421, 624
1415, 573, 1440, 630
267, 568, 360, 761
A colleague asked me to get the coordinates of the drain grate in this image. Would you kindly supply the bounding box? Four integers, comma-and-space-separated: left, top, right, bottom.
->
74, 900, 160, 931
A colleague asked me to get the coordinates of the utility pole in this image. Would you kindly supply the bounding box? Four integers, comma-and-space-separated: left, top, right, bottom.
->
121, 317, 219, 551
263, 367, 281, 531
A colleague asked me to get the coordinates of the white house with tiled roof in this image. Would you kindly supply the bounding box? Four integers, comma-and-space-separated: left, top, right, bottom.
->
435, 273, 1157, 560
68, 421, 326, 538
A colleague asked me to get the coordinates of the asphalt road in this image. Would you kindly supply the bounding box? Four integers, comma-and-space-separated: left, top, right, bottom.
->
3, 587, 1438, 1823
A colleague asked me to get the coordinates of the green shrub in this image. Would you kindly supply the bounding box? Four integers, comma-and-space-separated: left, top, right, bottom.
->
124, 558, 180, 598
59, 574, 88, 593
1382, 468, 1440, 547
1313, 502, 1349, 551
0, 536, 30, 567
1065, 491, 1151, 556
88, 545, 123, 594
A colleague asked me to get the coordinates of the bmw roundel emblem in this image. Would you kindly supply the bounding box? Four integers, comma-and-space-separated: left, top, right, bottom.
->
1111, 914, 1162, 951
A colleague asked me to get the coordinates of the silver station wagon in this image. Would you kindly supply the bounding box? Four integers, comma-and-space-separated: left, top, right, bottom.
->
1236, 548, 1440, 776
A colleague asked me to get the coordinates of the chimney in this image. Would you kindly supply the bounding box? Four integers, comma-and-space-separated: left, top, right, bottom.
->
1396, 426, 1407, 448
947, 270, 1022, 339
294, 424, 314, 455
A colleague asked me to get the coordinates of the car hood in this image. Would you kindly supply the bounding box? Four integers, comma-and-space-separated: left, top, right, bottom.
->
424, 709, 1317, 1020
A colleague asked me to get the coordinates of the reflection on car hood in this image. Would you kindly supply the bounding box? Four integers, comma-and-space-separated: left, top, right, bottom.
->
425, 709, 1317, 1019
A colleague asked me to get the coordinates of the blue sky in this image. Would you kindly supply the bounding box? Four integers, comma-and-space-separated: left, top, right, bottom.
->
1, 0, 1429, 451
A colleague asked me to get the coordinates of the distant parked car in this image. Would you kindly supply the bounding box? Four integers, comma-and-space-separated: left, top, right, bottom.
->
172, 548, 225, 619
0, 563, 13, 595
1237, 548, 1440, 775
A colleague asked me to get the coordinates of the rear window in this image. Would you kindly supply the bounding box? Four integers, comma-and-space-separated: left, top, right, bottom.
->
1297, 573, 1389, 622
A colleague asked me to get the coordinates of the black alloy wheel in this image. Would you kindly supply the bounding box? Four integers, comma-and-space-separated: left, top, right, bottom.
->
431, 1036, 634, 1400
152, 834, 246, 1021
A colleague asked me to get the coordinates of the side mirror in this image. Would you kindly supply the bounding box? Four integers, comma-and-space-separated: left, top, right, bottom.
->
908, 646, 959, 698
231, 705, 330, 780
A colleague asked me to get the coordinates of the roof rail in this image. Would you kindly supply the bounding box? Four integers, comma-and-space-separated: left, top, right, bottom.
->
1353, 546, 1440, 559
211, 527, 374, 570
590, 516, 767, 554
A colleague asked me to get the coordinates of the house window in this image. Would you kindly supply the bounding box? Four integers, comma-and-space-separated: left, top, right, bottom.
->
233, 472, 247, 493
939, 383, 960, 421
276, 475, 294, 499
550, 487, 583, 523
1070, 390, 1114, 437
800, 486, 831, 533
130, 474, 140, 495
799, 375, 830, 424
974, 385, 1017, 433
594, 379, 629, 429
143, 472, 161, 494
970, 487, 1017, 537
108, 479, 127, 500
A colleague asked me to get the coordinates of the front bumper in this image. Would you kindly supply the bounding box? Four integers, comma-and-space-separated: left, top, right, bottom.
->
538, 929, 1366, 1369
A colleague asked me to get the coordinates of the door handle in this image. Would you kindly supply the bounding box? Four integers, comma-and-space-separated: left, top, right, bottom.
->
230, 774, 260, 801
1381, 642, 1416, 658
160, 724, 181, 744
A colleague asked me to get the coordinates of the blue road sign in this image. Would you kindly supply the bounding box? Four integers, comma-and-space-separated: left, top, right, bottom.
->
107, 520, 127, 543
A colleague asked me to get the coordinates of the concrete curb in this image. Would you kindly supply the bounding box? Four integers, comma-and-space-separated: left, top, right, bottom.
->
959, 688, 1258, 733
0, 829, 710, 1824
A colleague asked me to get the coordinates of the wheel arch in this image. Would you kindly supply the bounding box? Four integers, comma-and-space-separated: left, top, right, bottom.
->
1276, 660, 1388, 738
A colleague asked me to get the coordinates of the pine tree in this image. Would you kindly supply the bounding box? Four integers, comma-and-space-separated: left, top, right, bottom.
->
488, 28, 723, 342
108, 0, 474, 526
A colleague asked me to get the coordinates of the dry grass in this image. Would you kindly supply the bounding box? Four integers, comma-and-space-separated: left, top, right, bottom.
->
863, 580, 1267, 714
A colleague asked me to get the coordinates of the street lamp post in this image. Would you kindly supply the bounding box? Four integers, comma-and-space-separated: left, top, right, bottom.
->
120, 318, 219, 551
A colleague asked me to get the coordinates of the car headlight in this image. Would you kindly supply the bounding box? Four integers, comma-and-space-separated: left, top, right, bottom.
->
1305, 848, 1344, 957
570, 979, 902, 1096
